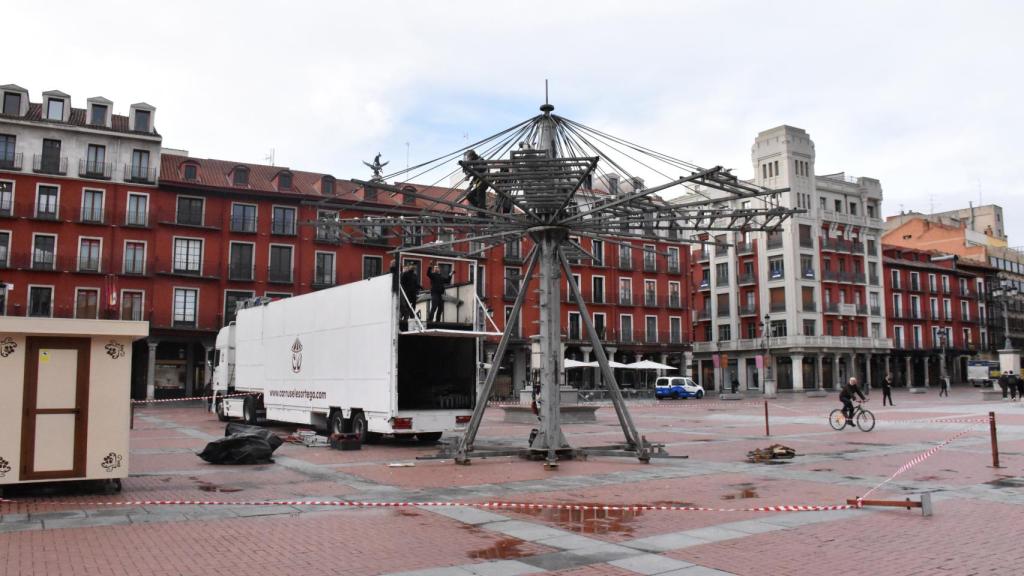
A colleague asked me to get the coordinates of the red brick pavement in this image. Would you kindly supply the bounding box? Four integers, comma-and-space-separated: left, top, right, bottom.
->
667, 499, 1024, 575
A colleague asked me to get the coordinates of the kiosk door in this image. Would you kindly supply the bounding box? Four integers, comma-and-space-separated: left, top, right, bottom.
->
20, 337, 90, 481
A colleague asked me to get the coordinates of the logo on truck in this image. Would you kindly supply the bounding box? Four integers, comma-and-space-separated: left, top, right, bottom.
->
291, 338, 303, 373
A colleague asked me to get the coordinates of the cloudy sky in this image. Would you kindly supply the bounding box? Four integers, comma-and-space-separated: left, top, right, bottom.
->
8, 1, 1023, 239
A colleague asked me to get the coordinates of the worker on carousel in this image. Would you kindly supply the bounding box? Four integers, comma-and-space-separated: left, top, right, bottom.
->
462, 150, 489, 211
426, 262, 453, 323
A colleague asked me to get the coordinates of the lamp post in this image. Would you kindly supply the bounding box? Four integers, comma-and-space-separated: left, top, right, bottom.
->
992, 282, 1019, 350
937, 328, 948, 382
761, 314, 775, 397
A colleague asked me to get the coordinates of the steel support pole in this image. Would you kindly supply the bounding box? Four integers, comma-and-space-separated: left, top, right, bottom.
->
531, 233, 568, 467
558, 249, 644, 454
456, 246, 539, 463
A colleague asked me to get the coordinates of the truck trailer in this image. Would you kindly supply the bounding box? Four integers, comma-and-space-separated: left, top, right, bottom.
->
212, 263, 494, 442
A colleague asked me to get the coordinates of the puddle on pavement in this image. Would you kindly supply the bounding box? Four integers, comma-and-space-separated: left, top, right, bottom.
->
192, 477, 243, 493
468, 538, 532, 560
395, 509, 421, 517
515, 504, 643, 535
811, 468, 833, 472
986, 477, 1024, 488
721, 483, 759, 500
915, 475, 943, 481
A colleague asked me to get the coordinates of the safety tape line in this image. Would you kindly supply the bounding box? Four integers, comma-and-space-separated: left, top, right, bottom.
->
0, 498, 856, 513
858, 425, 978, 501
131, 393, 258, 405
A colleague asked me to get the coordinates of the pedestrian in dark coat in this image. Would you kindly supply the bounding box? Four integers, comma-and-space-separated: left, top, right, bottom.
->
1008, 370, 1019, 401
399, 263, 422, 320
426, 263, 453, 322
998, 371, 1009, 398
1016, 371, 1024, 401
881, 373, 894, 406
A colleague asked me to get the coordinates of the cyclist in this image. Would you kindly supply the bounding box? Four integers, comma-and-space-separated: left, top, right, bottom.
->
839, 377, 866, 428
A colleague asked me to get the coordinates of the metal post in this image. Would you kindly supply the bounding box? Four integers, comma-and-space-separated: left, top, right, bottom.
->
456, 247, 539, 463
989, 411, 1001, 468
531, 233, 567, 467
1002, 299, 1012, 350
764, 400, 770, 437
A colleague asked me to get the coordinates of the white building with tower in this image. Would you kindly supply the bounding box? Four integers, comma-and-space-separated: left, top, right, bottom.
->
683, 125, 893, 393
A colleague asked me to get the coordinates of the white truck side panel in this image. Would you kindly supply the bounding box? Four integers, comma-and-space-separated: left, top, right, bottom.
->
234, 276, 395, 422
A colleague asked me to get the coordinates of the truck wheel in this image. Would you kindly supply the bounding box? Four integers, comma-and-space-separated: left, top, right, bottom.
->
243, 396, 258, 425
417, 432, 443, 443
328, 411, 346, 436
351, 411, 369, 443
215, 399, 229, 422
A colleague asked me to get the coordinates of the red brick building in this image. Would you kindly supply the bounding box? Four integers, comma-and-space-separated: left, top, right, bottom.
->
883, 245, 982, 386
1, 85, 693, 400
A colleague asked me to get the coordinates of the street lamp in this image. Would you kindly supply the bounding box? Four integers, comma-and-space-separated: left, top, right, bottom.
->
762, 314, 772, 382
992, 282, 1019, 350
936, 328, 948, 382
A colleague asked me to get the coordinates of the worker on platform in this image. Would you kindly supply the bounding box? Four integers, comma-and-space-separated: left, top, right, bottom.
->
427, 263, 453, 323
399, 262, 422, 321
462, 150, 489, 211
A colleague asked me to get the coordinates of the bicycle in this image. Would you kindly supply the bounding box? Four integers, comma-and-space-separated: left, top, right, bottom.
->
829, 401, 875, 432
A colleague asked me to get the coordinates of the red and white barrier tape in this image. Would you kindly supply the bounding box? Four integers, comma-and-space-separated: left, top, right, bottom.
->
131, 393, 257, 405
858, 425, 978, 501
0, 498, 855, 513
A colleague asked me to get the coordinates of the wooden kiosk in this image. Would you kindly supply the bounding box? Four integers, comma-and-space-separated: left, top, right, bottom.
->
0, 317, 148, 490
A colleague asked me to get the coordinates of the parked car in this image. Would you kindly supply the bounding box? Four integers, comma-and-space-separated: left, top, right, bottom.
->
655, 377, 705, 399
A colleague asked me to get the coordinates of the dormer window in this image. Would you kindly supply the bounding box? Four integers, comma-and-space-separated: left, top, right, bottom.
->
183, 164, 198, 181
321, 176, 335, 195
3, 92, 20, 116
46, 98, 64, 121
89, 104, 107, 126
134, 109, 151, 132
278, 171, 293, 191
233, 166, 249, 186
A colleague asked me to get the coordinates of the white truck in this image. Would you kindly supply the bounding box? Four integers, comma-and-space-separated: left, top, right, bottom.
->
212, 265, 492, 443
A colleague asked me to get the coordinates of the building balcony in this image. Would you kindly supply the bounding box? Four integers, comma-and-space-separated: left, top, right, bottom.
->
766, 236, 783, 250
32, 210, 58, 222
850, 241, 864, 254
311, 274, 337, 290
667, 294, 683, 309
738, 273, 756, 285
802, 268, 816, 280
853, 272, 866, 284
124, 164, 157, 184
909, 281, 922, 292
693, 249, 709, 262
799, 237, 814, 249
769, 302, 786, 312
271, 220, 298, 236
667, 261, 680, 274
716, 276, 730, 287
802, 301, 817, 312
0, 152, 23, 172
739, 305, 758, 316
869, 274, 879, 286
736, 241, 754, 255
698, 279, 711, 291
870, 305, 881, 316
768, 270, 784, 281
503, 287, 520, 301
643, 259, 658, 273
696, 308, 711, 321
717, 306, 730, 318
644, 294, 660, 308
617, 292, 633, 306
692, 335, 893, 354
231, 216, 259, 234
228, 266, 254, 282
33, 154, 67, 175
354, 234, 390, 247
125, 210, 149, 228
504, 252, 524, 265
78, 207, 105, 225
959, 287, 976, 299
78, 160, 112, 180
617, 257, 634, 270
267, 269, 293, 284
714, 244, 729, 257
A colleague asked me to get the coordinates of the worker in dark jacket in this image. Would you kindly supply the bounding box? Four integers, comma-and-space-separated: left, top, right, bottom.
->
839, 377, 866, 428
399, 263, 421, 320
427, 263, 453, 322
880, 373, 894, 406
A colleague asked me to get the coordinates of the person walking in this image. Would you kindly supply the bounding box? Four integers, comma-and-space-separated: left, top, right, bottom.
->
881, 373, 894, 406
998, 370, 1010, 399
1008, 370, 1019, 401
426, 263, 453, 323
1016, 370, 1024, 401
939, 375, 950, 397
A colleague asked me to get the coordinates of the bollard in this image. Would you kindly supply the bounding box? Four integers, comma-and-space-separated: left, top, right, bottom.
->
130, 401, 135, 430
989, 411, 1000, 468
764, 400, 770, 437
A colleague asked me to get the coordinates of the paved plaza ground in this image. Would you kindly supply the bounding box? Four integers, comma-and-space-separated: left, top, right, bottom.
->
3, 387, 1024, 576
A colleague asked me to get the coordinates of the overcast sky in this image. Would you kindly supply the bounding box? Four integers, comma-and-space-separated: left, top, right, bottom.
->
8, 1, 1023, 241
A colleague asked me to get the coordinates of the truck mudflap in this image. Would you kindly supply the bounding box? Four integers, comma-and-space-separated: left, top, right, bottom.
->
376, 410, 473, 434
